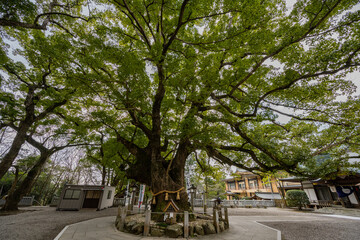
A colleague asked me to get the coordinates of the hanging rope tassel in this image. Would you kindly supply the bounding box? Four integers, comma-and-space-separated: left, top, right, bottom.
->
152, 197, 156, 204
176, 191, 180, 200
165, 192, 169, 201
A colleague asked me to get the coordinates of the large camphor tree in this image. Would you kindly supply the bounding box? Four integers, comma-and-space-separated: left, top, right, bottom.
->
2, 0, 360, 212
67, 0, 360, 212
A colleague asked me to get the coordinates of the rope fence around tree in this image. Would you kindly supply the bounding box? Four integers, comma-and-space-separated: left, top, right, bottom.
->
150, 187, 185, 204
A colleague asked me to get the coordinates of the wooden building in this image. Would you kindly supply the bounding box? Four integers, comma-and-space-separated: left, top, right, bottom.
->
224, 171, 280, 200
57, 184, 115, 211
279, 173, 360, 208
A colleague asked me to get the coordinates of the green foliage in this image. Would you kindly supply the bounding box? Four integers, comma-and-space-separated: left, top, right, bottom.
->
188, 152, 226, 199
0, 0, 36, 23
1, 0, 360, 198
286, 190, 310, 210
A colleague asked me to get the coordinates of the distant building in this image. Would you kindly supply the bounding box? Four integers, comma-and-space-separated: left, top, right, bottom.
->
57, 184, 115, 211
279, 172, 360, 208
224, 171, 280, 200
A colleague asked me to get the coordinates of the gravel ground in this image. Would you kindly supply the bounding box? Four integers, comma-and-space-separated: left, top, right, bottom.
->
197, 207, 360, 240
0, 206, 117, 240
261, 219, 360, 240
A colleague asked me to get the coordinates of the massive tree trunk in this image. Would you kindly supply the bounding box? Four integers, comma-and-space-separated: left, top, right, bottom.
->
6, 166, 19, 198
0, 85, 37, 180
150, 162, 190, 214
125, 140, 191, 216
0, 123, 31, 180
1, 150, 51, 211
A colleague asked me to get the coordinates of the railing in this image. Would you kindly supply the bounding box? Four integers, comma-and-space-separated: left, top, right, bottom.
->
50, 196, 59, 207
193, 199, 275, 208
318, 200, 333, 207
308, 200, 333, 208
113, 198, 126, 207
0, 196, 34, 206
194, 199, 215, 207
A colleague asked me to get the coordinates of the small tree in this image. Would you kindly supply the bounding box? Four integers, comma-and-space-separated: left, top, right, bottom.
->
286, 190, 310, 210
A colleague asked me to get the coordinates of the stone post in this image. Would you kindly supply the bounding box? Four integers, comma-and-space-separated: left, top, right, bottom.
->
117, 205, 122, 216
143, 209, 151, 236
224, 207, 229, 226
184, 211, 189, 238
118, 207, 127, 231
191, 192, 195, 212
213, 208, 220, 233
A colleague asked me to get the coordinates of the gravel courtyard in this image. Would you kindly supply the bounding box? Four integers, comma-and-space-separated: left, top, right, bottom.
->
1, 206, 360, 240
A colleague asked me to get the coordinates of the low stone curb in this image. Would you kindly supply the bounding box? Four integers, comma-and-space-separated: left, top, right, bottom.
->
116, 213, 229, 238
54, 224, 72, 240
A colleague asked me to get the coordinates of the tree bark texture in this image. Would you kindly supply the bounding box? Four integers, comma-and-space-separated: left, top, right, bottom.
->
0, 122, 32, 180
125, 140, 191, 215
1, 151, 51, 211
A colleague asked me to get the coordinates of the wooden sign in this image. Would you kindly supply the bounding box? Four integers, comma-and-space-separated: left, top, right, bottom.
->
163, 199, 179, 212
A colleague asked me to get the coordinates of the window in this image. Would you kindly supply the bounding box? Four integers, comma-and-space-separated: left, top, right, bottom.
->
228, 182, 236, 190
107, 190, 112, 199
264, 183, 271, 189
86, 190, 101, 199
238, 181, 246, 190
248, 179, 258, 189
64, 189, 81, 200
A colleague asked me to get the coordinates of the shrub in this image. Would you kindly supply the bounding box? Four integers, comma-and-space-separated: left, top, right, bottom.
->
286, 190, 310, 210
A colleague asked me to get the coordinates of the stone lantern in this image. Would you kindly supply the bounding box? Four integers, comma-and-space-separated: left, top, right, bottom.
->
189, 184, 197, 212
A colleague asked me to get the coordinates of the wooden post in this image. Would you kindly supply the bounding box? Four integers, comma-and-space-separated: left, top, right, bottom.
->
224, 207, 229, 226
118, 207, 127, 231
143, 210, 151, 236
129, 190, 135, 211
213, 209, 220, 233
184, 211, 189, 238
219, 206, 223, 219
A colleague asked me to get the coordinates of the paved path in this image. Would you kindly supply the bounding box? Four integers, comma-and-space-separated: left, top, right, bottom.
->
56, 216, 280, 240
56, 208, 360, 240
2, 207, 360, 239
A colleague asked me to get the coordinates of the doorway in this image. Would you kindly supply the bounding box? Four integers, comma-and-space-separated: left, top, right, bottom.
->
82, 190, 101, 208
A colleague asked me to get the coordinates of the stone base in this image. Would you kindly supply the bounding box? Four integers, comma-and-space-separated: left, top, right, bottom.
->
115, 213, 229, 238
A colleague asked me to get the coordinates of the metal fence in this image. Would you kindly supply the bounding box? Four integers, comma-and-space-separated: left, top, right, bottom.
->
0, 196, 34, 207
113, 198, 126, 207
193, 199, 275, 208
113, 198, 275, 208
50, 196, 59, 207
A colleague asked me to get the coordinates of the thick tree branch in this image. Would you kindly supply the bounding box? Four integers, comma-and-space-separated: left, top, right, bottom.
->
0, 19, 46, 30
162, 0, 189, 55
101, 121, 141, 156
219, 145, 270, 170
261, 106, 348, 126
34, 99, 68, 122
233, 125, 292, 170
205, 145, 260, 172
